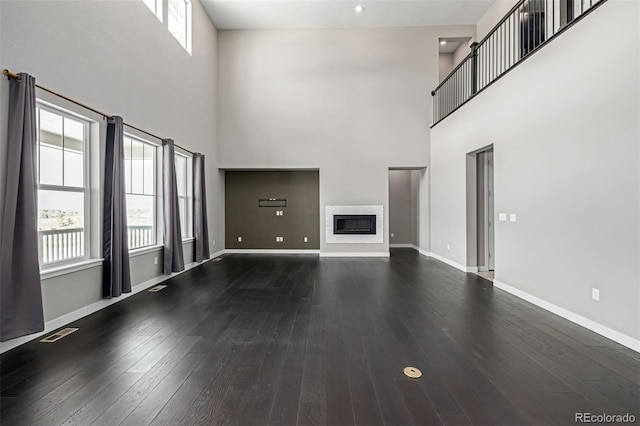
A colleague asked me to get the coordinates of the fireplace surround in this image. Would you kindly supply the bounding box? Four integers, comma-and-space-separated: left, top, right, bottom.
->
325, 205, 384, 244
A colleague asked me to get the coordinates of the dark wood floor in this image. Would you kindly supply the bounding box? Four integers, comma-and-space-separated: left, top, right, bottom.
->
1, 249, 639, 425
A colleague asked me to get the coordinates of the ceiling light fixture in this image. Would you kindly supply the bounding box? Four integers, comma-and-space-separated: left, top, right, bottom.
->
355, 5, 365, 13
440, 40, 447, 45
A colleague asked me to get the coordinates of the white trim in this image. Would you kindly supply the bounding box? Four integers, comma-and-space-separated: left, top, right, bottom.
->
1, 252, 222, 354
418, 248, 430, 257
224, 249, 320, 255
493, 280, 640, 353
40, 258, 103, 280
466, 266, 479, 273
426, 252, 467, 272
129, 244, 163, 257
210, 249, 225, 259
389, 244, 419, 250
319, 252, 390, 258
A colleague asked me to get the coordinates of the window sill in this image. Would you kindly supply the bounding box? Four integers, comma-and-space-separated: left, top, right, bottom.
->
129, 245, 164, 258
129, 240, 194, 258
41, 258, 104, 280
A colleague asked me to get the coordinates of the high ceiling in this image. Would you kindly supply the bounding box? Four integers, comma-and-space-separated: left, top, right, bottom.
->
201, 0, 495, 30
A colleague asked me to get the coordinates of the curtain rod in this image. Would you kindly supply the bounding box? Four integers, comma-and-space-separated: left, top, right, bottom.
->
3, 68, 195, 155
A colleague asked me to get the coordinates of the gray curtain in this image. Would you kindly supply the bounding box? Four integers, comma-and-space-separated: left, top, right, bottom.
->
193, 153, 210, 262
102, 116, 131, 298
0, 73, 44, 341
163, 139, 184, 274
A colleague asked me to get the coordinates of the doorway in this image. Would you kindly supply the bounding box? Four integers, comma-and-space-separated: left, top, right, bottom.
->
388, 168, 428, 255
465, 147, 494, 281
476, 149, 495, 277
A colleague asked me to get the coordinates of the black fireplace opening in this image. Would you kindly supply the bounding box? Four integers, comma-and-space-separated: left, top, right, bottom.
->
333, 214, 376, 235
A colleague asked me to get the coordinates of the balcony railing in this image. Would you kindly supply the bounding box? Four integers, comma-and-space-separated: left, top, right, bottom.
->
431, 0, 606, 125
128, 225, 155, 250
39, 228, 85, 264
39, 225, 154, 264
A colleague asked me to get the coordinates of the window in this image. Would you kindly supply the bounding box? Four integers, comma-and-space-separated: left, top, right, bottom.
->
36, 105, 89, 265
142, 0, 163, 21
124, 135, 158, 250
168, 0, 192, 54
175, 152, 192, 239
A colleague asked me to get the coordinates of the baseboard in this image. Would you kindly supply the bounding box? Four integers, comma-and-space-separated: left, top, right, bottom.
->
0, 252, 222, 354
319, 252, 390, 258
425, 252, 468, 273
493, 280, 640, 353
418, 248, 430, 257
224, 249, 320, 255
389, 244, 419, 250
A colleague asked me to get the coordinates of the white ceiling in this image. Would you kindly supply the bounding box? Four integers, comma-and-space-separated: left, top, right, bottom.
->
201, 0, 495, 30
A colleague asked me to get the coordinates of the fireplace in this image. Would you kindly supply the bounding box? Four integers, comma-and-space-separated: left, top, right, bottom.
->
333, 215, 376, 235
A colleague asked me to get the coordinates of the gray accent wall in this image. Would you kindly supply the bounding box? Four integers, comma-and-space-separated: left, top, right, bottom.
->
217, 25, 475, 254
0, 0, 221, 348
430, 0, 640, 340
225, 171, 320, 249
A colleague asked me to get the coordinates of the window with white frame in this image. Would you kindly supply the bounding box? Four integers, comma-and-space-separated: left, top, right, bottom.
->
142, 0, 163, 21
168, 0, 192, 54
36, 105, 89, 265
175, 152, 192, 239
124, 135, 158, 250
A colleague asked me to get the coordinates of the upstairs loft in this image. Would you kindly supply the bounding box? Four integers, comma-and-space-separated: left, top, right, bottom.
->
431, 0, 606, 125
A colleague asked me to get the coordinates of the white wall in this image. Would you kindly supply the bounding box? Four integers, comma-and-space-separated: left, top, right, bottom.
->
453, 41, 471, 67
439, 52, 455, 81
430, 0, 640, 341
0, 0, 221, 348
217, 25, 474, 254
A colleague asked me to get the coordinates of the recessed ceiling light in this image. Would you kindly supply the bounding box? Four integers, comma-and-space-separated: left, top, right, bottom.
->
355, 5, 365, 13
440, 40, 447, 45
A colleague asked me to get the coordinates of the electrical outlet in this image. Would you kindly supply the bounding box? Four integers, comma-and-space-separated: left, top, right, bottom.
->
592, 288, 600, 301
303, 237, 308, 243
154, 256, 158, 265
276, 236, 284, 243
509, 213, 517, 223
212, 240, 216, 246
447, 243, 450, 250
391, 232, 395, 238
498, 213, 507, 222
237, 236, 242, 242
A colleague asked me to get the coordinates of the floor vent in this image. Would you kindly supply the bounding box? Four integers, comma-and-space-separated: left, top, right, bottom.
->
149, 285, 168, 292
40, 328, 79, 343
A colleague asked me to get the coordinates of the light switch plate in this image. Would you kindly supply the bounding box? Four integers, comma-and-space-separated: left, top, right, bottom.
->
237, 236, 242, 242
509, 213, 517, 222
498, 213, 507, 222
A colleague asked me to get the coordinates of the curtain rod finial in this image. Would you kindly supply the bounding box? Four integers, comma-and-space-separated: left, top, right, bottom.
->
3, 69, 20, 80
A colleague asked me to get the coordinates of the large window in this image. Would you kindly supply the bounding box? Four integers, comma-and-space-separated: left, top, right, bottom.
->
168, 0, 192, 54
36, 105, 89, 265
124, 136, 157, 250
175, 152, 192, 239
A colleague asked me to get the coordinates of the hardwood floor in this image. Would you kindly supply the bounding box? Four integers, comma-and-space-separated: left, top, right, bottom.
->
1, 249, 638, 425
